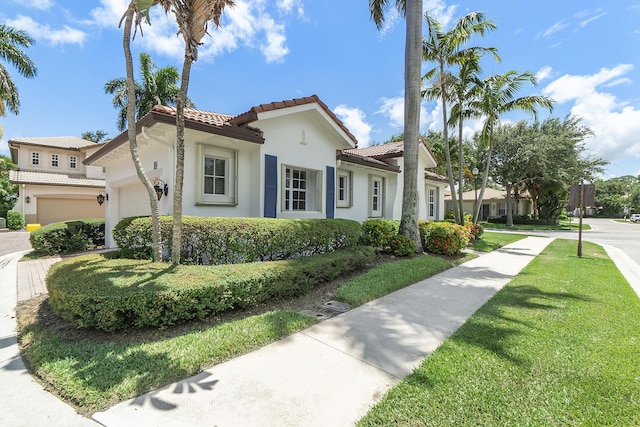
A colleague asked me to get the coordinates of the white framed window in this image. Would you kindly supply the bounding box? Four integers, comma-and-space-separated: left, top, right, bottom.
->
196, 144, 236, 205
428, 188, 436, 218
31, 152, 40, 166
498, 203, 506, 215
51, 154, 59, 167
69, 156, 77, 169
370, 176, 384, 217
282, 165, 320, 212
336, 171, 352, 208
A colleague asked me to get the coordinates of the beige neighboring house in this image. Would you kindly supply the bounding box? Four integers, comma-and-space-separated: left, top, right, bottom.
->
9, 137, 106, 225
445, 187, 534, 221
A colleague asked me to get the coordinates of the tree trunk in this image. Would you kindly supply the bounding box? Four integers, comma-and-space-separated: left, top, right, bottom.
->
122, 4, 162, 262
170, 46, 194, 264
473, 130, 493, 224
441, 71, 458, 224
398, 0, 423, 252
456, 119, 464, 224
505, 182, 513, 226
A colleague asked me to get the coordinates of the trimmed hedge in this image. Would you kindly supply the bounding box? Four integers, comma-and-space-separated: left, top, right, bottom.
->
360, 219, 400, 247
7, 210, 24, 230
419, 221, 469, 256
113, 216, 362, 265
487, 215, 558, 226
29, 219, 105, 255
47, 246, 376, 332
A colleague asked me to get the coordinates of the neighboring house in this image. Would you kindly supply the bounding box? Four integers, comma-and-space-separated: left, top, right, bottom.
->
445, 187, 534, 221
9, 137, 106, 225
84, 95, 449, 248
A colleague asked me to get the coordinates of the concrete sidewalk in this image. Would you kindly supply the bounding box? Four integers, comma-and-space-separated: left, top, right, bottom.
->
93, 236, 554, 427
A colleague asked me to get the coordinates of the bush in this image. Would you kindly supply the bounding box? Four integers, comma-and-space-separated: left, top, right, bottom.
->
419, 221, 469, 256
47, 246, 376, 331
488, 215, 558, 226
382, 233, 417, 257
464, 221, 484, 242
30, 219, 105, 255
113, 216, 362, 265
360, 219, 399, 247
7, 210, 24, 230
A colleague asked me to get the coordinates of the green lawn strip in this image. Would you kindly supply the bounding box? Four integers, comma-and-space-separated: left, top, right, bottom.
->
20, 310, 315, 414
482, 221, 590, 231
469, 231, 527, 252
334, 253, 474, 307
358, 239, 640, 426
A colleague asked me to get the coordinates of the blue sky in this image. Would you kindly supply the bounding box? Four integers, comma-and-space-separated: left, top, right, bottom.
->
1, 0, 639, 179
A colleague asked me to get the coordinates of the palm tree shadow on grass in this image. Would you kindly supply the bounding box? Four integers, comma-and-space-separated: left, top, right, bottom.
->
448, 283, 592, 367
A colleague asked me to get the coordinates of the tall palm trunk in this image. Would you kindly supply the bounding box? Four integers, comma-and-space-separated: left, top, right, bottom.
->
398, 0, 423, 252
474, 129, 493, 224
440, 70, 458, 224
170, 46, 194, 264
122, 3, 162, 261
456, 118, 464, 224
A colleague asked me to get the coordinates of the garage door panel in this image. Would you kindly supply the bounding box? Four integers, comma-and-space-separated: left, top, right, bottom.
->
37, 198, 105, 225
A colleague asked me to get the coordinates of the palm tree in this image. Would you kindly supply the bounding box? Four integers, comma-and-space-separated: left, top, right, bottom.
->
369, 0, 423, 252
120, 1, 164, 262
0, 24, 37, 116
422, 12, 498, 225
471, 70, 555, 225
104, 52, 194, 131
155, 0, 234, 264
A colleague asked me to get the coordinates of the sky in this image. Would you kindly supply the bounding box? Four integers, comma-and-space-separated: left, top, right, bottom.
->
1, 0, 639, 179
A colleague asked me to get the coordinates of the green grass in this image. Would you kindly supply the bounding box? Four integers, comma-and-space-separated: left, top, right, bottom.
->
469, 231, 528, 252
482, 220, 590, 231
334, 253, 474, 306
358, 239, 640, 426
20, 310, 316, 414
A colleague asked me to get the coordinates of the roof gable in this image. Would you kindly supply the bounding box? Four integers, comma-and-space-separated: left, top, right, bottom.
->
9, 136, 101, 151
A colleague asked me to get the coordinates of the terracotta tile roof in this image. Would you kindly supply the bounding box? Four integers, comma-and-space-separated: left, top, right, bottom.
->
151, 105, 234, 127
425, 170, 449, 183
9, 170, 105, 188
337, 150, 401, 173
231, 94, 358, 146
342, 141, 404, 159
8, 136, 101, 151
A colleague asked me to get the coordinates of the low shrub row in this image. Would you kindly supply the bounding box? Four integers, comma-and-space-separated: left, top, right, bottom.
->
113, 216, 361, 265
47, 246, 376, 332
488, 215, 558, 226
7, 210, 24, 230
30, 219, 105, 255
361, 219, 481, 256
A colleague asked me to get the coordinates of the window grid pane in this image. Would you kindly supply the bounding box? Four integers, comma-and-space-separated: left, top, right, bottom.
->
51, 154, 59, 167
285, 167, 308, 211
204, 156, 227, 195
69, 156, 77, 169
32, 153, 39, 165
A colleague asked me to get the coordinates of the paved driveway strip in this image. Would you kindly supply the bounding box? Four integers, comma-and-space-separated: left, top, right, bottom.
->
94, 236, 554, 427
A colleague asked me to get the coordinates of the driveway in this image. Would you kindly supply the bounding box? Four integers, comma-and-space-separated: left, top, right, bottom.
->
0, 231, 32, 257
577, 218, 640, 266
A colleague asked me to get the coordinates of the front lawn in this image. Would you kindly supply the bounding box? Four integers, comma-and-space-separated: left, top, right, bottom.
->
358, 239, 640, 426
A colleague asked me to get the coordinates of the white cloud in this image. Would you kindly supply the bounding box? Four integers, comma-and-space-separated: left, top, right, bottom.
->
542, 65, 640, 165
10, 0, 53, 11
539, 21, 568, 39
424, 0, 457, 28
89, 0, 295, 63
577, 12, 606, 30
536, 66, 554, 82
334, 105, 372, 147
377, 96, 432, 135
5, 15, 86, 46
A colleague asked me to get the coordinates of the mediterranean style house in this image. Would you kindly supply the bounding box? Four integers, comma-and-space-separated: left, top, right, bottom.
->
445, 187, 534, 221
9, 137, 106, 225
84, 95, 449, 247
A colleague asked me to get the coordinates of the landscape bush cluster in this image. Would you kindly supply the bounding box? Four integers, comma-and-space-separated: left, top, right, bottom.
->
488, 215, 557, 226
7, 209, 24, 230
29, 219, 105, 255
418, 220, 470, 256
113, 216, 361, 264
47, 246, 375, 332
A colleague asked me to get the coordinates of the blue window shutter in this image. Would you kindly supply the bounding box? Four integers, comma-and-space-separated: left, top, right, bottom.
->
264, 155, 278, 218
326, 166, 335, 219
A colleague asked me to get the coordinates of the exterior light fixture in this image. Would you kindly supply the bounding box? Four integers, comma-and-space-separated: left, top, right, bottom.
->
25, 196, 31, 203
97, 191, 108, 206
153, 179, 169, 201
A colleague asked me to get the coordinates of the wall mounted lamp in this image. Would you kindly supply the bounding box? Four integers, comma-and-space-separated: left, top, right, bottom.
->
97, 190, 108, 206
25, 196, 31, 203
153, 179, 169, 201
